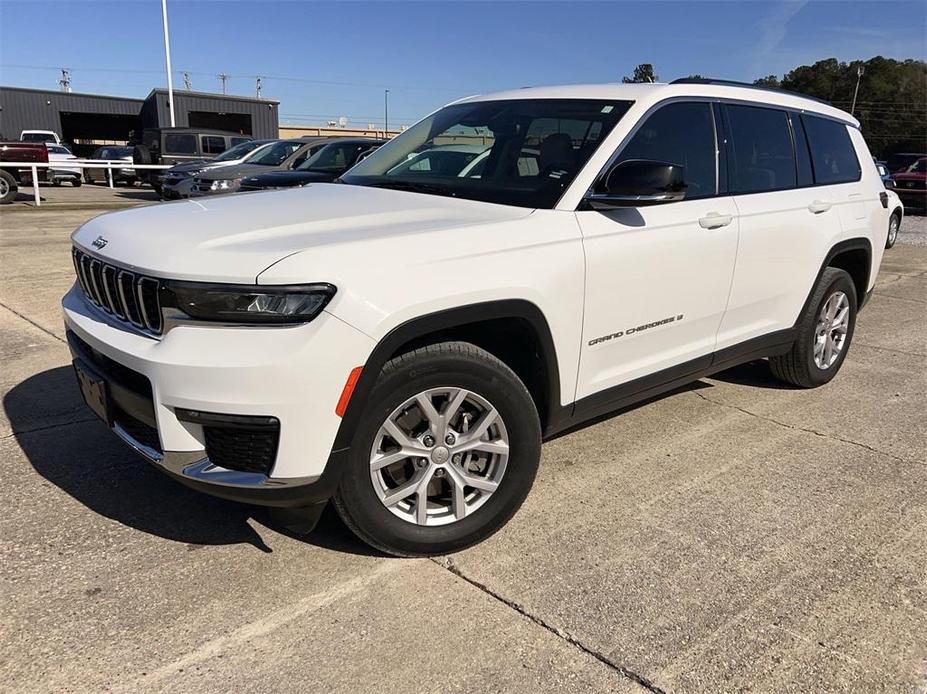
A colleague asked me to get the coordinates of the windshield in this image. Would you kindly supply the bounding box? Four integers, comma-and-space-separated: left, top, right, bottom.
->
248, 141, 304, 166
906, 158, 926, 173
297, 141, 375, 172
342, 99, 632, 208
47, 145, 71, 155
214, 140, 261, 162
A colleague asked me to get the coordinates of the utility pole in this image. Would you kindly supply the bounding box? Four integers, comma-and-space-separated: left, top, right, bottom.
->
255, 76, 263, 100
850, 65, 865, 116
58, 68, 71, 93
384, 88, 390, 135
218, 73, 229, 95
160, 0, 176, 126
183, 71, 192, 90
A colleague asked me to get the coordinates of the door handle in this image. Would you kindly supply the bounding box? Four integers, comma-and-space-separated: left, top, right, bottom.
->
808, 200, 832, 214
698, 212, 733, 229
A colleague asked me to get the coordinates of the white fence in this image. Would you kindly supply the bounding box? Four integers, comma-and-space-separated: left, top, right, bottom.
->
0, 161, 172, 206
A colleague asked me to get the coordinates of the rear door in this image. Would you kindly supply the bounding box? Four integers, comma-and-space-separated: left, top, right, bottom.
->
716, 105, 846, 350
575, 101, 739, 401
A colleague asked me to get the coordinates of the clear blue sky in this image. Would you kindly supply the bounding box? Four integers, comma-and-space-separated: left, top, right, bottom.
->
1, 0, 924, 128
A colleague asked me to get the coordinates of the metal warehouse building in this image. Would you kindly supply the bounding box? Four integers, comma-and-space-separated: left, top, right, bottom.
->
0, 86, 279, 154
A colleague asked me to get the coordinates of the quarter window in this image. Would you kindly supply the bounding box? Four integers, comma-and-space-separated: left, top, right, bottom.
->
801, 115, 860, 185
615, 102, 717, 199
726, 105, 796, 194
164, 134, 196, 155
201, 136, 226, 155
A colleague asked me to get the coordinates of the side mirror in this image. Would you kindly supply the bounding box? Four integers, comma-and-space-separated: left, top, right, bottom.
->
884, 179, 895, 189
586, 159, 687, 209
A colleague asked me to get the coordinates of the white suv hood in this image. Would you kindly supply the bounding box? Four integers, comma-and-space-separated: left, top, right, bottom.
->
71, 183, 533, 283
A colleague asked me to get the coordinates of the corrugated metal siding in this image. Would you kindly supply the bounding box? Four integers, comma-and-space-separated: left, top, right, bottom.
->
1, 86, 278, 140
0, 87, 143, 138
146, 90, 278, 138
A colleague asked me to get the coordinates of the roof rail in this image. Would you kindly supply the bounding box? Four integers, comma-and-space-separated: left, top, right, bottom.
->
670, 77, 832, 106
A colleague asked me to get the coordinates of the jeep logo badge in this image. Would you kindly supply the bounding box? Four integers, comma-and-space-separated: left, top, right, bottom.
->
92, 236, 108, 250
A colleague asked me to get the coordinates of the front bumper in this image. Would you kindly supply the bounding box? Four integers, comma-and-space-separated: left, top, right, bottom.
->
62, 283, 374, 507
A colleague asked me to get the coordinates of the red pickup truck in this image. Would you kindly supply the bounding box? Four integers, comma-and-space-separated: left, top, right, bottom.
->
1, 141, 49, 204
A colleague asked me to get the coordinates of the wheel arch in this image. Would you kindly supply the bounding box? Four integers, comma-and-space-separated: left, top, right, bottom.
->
801, 238, 872, 314
331, 299, 562, 452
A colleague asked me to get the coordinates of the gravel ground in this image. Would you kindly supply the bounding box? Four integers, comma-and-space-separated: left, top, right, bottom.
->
898, 209, 927, 247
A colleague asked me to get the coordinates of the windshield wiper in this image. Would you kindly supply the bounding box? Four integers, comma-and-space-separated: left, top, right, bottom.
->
365, 180, 456, 197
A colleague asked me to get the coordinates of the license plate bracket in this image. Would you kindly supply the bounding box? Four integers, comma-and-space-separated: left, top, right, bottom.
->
73, 359, 111, 425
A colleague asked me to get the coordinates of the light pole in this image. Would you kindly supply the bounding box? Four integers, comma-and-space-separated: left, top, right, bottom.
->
160, 0, 176, 126
850, 65, 865, 116
384, 89, 389, 135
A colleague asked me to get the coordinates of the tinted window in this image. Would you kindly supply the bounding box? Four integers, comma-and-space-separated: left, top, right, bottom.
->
231, 137, 250, 147
727, 105, 796, 194
249, 141, 304, 166
615, 102, 717, 199
801, 115, 860, 185
164, 134, 196, 155
201, 136, 226, 155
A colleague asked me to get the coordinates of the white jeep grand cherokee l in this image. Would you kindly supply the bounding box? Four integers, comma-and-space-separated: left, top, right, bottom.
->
63, 80, 903, 556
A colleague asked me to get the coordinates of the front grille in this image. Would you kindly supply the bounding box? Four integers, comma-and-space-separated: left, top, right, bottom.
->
73, 247, 162, 334
204, 426, 279, 476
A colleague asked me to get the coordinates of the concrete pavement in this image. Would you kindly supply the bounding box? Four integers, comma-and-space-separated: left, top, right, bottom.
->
1, 201, 925, 693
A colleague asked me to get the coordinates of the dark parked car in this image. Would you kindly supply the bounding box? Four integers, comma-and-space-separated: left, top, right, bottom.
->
130, 127, 252, 194
239, 138, 385, 191
83, 146, 137, 185
190, 138, 332, 196
891, 157, 926, 211
160, 139, 275, 199
886, 152, 926, 173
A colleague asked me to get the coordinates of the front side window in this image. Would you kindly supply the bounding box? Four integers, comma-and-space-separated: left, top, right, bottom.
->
342, 99, 633, 208
801, 115, 860, 185
613, 101, 717, 199
164, 134, 196, 155
201, 135, 226, 155
298, 142, 365, 173
727, 104, 796, 194
249, 141, 303, 166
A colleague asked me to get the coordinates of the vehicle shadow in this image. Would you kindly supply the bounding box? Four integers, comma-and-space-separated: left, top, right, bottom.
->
3, 366, 378, 556
709, 359, 799, 390
113, 190, 161, 202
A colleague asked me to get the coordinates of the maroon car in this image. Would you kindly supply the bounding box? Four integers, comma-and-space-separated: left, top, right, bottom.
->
892, 157, 927, 211
0, 141, 49, 204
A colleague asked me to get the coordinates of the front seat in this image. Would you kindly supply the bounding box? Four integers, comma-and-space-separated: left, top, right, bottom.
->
539, 133, 575, 177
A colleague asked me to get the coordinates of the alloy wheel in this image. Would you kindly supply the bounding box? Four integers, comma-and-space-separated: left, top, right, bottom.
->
813, 290, 850, 369
888, 216, 899, 246
369, 387, 509, 526
0, 177, 9, 198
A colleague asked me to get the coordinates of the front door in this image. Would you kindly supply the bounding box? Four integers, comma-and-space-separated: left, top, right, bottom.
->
575, 101, 739, 402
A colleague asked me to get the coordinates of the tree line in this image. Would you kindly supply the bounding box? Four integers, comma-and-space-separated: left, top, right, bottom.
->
622, 58, 926, 158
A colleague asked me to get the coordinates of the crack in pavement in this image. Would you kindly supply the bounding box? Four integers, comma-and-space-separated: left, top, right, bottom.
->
433, 556, 667, 694
0, 301, 66, 345
692, 391, 921, 466
853, 341, 927, 359
1, 416, 99, 441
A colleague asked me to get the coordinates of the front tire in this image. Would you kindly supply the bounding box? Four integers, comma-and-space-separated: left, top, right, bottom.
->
333, 341, 541, 557
0, 170, 17, 204
770, 267, 857, 388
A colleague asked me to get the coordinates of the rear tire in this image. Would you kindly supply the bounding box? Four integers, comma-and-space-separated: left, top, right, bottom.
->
333, 341, 541, 557
0, 170, 17, 204
72, 177, 82, 187
770, 267, 857, 388
885, 212, 900, 249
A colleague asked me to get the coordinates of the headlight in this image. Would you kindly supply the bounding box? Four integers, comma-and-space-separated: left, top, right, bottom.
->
164, 282, 336, 324
209, 179, 239, 191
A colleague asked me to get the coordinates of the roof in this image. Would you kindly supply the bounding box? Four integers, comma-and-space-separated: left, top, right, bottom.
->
146, 88, 279, 105
1, 85, 144, 103
453, 82, 859, 127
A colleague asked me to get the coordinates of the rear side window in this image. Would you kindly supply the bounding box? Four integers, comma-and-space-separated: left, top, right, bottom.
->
801, 115, 860, 185
201, 136, 226, 154
726, 105, 796, 194
164, 134, 196, 155
616, 101, 717, 199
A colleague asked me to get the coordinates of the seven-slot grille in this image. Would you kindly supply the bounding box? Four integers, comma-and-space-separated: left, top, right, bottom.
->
72, 247, 162, 333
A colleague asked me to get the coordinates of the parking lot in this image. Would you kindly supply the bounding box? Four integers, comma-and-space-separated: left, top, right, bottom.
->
1, 196, 925, 692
